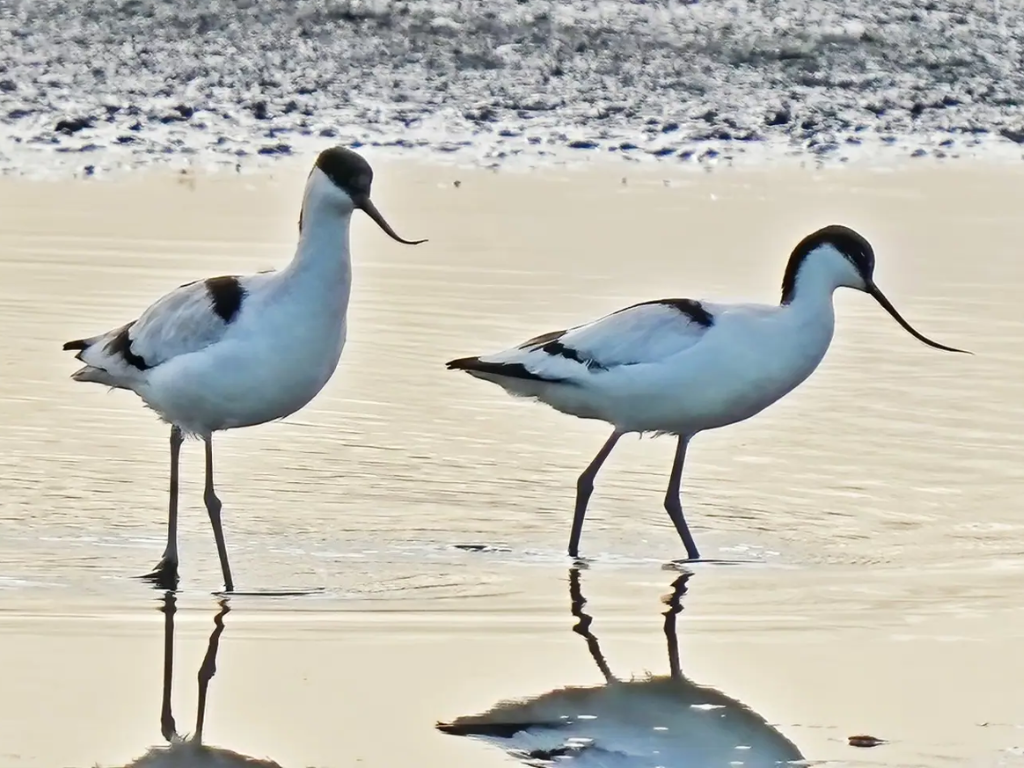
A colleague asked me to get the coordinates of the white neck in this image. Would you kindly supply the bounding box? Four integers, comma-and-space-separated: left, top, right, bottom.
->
781, 258, 839, 364
785, 257, 844, 313
776, 256, 840, 378
284, 173, 354, 288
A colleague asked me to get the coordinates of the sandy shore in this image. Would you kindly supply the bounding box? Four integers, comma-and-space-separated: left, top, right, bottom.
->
6, 1, 1024, 176
0, 158, 1022, 766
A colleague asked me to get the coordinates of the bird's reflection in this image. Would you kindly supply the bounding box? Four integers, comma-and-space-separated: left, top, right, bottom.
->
438, 569, 804, 767
119, 594, 282, 768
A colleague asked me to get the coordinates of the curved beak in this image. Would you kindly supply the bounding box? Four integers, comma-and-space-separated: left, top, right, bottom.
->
867, 282, 970, 354
355, 195, 427, 246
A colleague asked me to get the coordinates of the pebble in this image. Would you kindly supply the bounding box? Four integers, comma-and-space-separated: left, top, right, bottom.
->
848, 735, 886, 748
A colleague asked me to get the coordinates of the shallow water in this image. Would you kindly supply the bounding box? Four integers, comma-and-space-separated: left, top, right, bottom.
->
0, 159, 1023, 766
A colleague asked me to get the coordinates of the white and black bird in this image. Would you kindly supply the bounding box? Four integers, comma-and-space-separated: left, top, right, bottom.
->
447, 225, 968, 561
63, 146, 425, 592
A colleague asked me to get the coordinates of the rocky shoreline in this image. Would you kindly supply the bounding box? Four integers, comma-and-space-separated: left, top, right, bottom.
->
3, 0, 1024, 176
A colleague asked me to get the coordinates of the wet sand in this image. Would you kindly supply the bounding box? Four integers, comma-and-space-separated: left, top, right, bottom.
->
0, 156, 1023, 766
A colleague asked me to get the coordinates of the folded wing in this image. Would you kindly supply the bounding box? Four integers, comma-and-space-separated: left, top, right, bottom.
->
448, 298, 715, 384
63, 276, 248, 387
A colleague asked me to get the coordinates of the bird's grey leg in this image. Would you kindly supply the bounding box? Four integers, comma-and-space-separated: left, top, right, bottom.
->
143, 426, 182, 590
664, 435, 700, 560
193, 600, 230, 743
569, 430, 623, 559
159, 593, 178, 743
203, 437, 235, 593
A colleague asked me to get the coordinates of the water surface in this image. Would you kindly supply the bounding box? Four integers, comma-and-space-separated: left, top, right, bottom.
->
0, 160, 1022, 766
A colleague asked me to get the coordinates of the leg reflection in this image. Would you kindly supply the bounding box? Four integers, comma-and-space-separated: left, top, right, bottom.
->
194, 600, 230, 743
568, 568, 615, 683
156, 593, 231, 746
159, 593, 178, 743
661, 572, 691, 680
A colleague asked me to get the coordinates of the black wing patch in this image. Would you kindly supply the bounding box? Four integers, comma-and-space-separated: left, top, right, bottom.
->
615, 298, 715, 327
539, 339, 607, 371
205, 276, 246, 323
519, 329, 607, 370
105, 322, 150, 370
518, 329, 566, 349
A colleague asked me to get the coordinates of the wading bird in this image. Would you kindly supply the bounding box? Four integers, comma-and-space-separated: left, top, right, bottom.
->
63, 146, 425, 591
447, 225, 967, 560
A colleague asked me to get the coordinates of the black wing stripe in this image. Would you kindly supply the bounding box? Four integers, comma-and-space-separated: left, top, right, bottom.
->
446, 356, 564, 383
614, 297, 715, 327
105, 322, 151, 370
518, 328, 566, 349
540, 339, 607, 371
